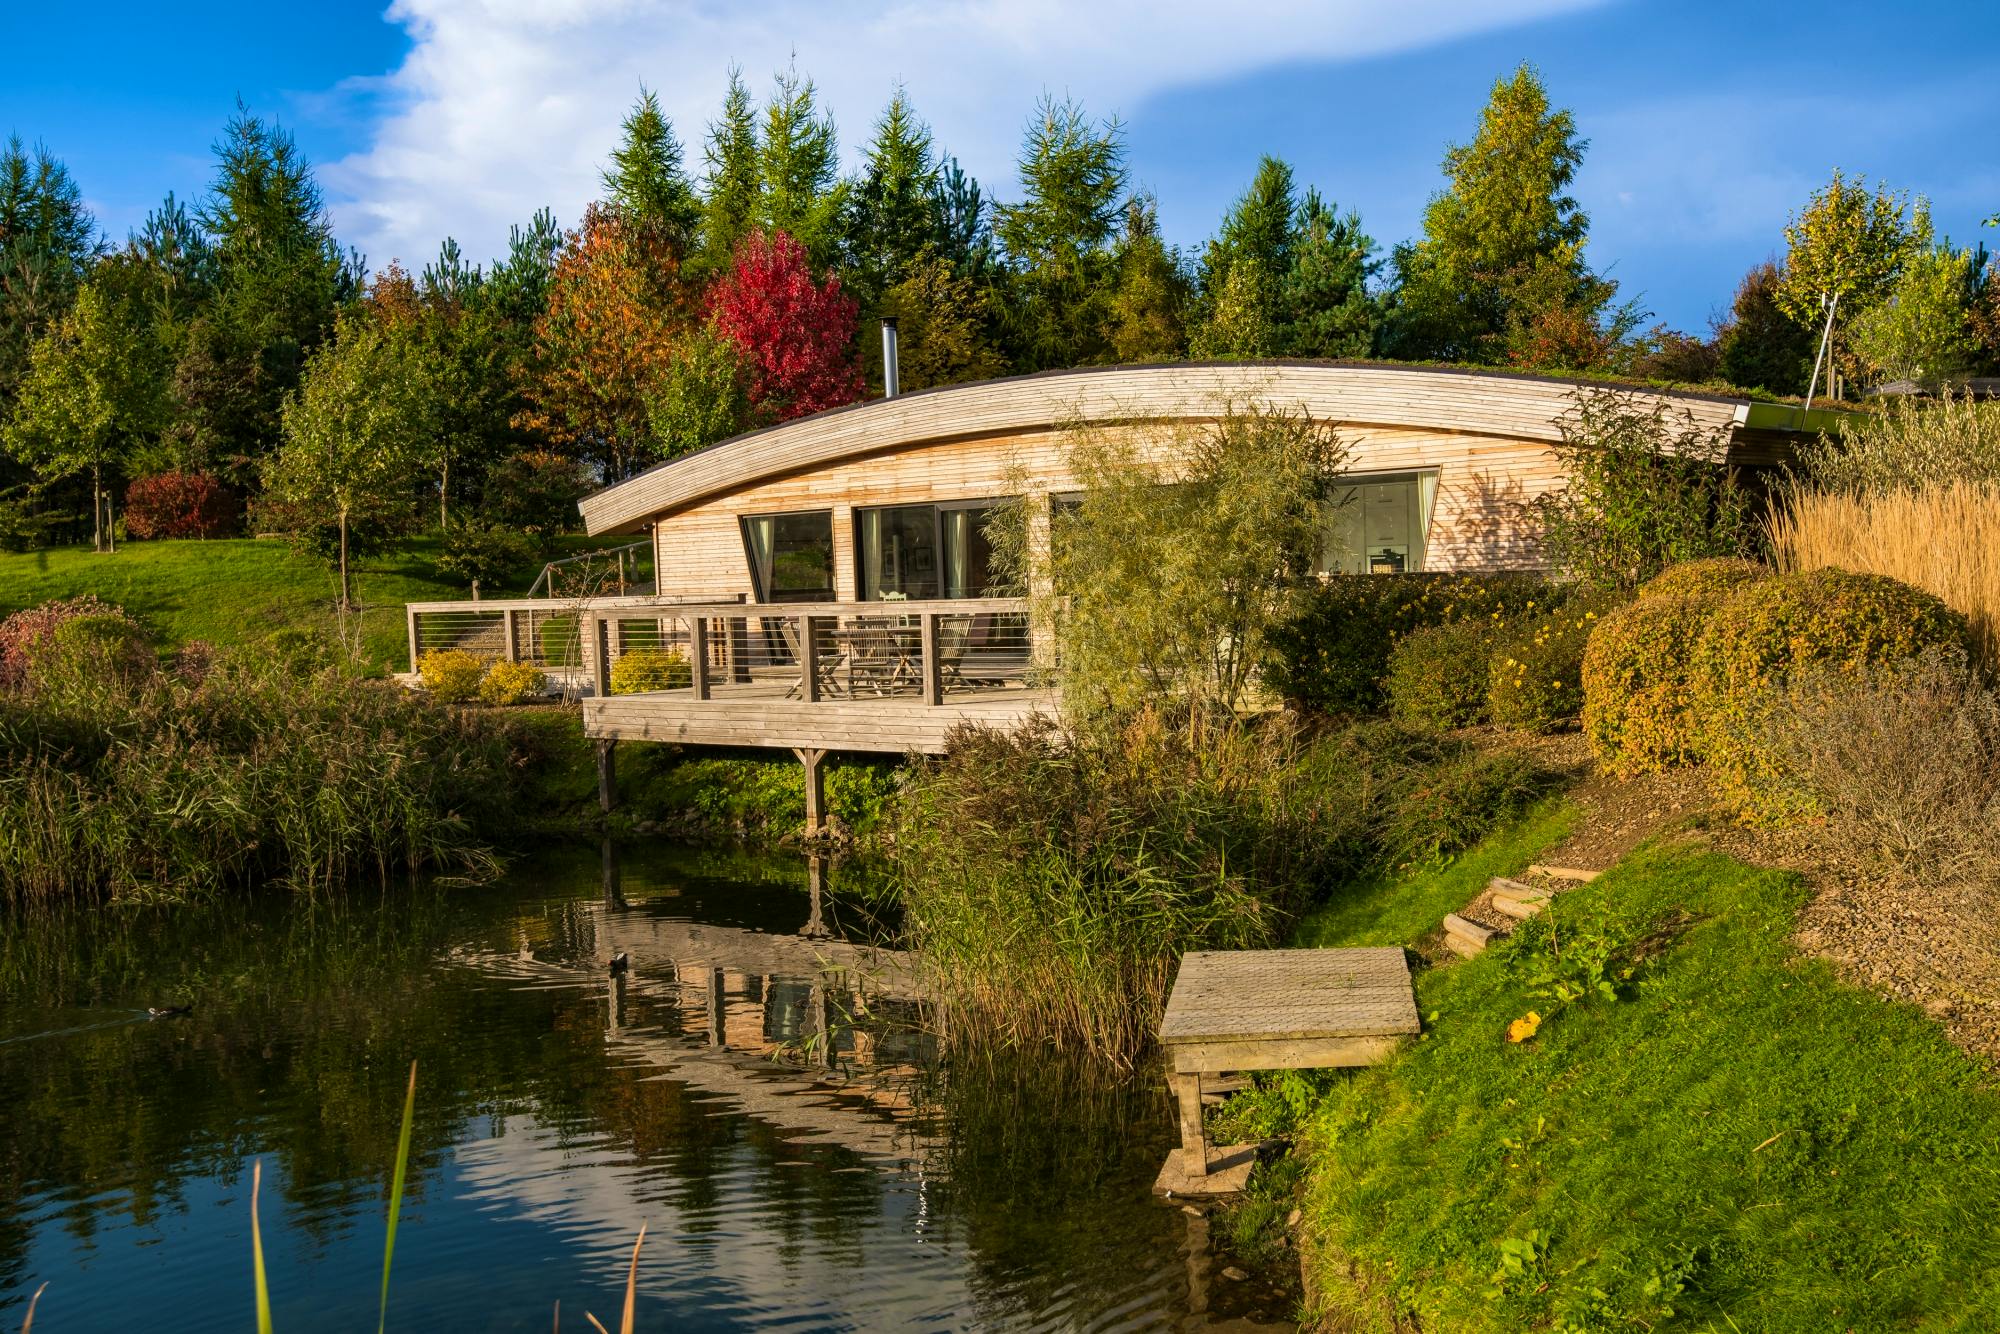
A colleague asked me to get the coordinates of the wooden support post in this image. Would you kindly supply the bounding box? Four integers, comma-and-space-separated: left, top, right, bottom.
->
502, 608, 519, 662
406, 609, 421, 675
920, 612, 942, 706
799, 614, 820, 703
707, 966, 726, 1045
595, 738, 617, 814
1172, 1071, 1208, 1178
591, 615, 611, 698
690, 618, 710, 700
794, 746, 827, 832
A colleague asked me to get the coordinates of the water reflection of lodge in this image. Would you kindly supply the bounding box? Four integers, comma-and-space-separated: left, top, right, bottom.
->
446, 876, 937, 1167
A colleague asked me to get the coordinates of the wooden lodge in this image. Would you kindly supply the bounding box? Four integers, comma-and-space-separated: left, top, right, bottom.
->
404, 360, 1825, 823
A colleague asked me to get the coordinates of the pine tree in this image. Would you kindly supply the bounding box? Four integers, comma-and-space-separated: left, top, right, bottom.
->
1382, 64, 1624, 367
1203, 156, 1295, 298
181, 103, 348, 476
995, 95, 1128, 370
848, 86, 942, 299
931, 155, 994, 277
1715, 261, 1817, 396
1104, 195, 1189, 364
488, 208, 563, 326
602, 88, 701, 247
0, 136, 100, 403
756, 67, 846, 268
699, 68, 760, 271
1284, 190, 1378, 358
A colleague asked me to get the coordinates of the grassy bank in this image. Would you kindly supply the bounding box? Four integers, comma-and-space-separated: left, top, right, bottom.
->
1287, 831, 2000, 1330
0, 535, 608, 674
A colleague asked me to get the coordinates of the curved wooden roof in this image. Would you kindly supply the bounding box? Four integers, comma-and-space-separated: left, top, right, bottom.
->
579, 360, 1757, 536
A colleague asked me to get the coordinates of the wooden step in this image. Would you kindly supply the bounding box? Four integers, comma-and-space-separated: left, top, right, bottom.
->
1490, 894, 1546, 921
1488, 877, 1552, 905
1527, 864, 1600, 883
1441, 914, 1495, 957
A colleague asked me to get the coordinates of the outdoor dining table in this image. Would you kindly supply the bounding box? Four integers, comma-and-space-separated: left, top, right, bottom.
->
829, 621, 923, 694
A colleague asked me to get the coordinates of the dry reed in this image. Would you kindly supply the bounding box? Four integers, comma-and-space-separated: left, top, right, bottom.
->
1770, 480, 2000, 663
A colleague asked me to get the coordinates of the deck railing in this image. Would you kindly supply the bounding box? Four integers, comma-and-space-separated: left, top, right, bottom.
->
583, 597, 1037, 706
404, 593, 744, 680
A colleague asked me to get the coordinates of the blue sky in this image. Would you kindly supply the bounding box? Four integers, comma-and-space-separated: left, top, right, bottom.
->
4, 0, 1994, 333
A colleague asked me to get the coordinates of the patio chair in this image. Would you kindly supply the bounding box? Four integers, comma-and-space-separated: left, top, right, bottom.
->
844, 617, 904, 696
778, 618, 846, 699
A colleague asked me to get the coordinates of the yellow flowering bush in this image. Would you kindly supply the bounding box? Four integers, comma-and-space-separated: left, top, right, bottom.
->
1488, 591, 1626, 733
477, 659, 547, 706
1691, 568, 1966, 816
1386, 619, 1508, 729
610, 647, 692, 695
417, 648, 489, 703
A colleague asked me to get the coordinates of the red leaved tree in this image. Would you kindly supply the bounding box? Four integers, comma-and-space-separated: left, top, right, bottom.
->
708, 229, 863, 424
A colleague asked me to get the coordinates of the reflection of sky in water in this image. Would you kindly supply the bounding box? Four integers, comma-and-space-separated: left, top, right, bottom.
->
0, 843, 1261, 1332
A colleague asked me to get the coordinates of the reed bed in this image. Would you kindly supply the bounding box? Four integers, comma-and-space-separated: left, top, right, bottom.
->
895, 710, 1551, 1067
0, 612, 514, 906
1770, 480, 2000, 663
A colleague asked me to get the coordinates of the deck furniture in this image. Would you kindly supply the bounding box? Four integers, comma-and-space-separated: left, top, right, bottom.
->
1157, 947, 1420, 1194
777, 618, 846, 700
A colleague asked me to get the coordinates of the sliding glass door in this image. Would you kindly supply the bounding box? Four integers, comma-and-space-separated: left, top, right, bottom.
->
856, 500, 1005, 600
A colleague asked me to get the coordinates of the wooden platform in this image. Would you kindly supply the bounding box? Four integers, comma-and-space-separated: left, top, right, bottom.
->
583, 683, 1056, 755
1157, 948, 1420, 1193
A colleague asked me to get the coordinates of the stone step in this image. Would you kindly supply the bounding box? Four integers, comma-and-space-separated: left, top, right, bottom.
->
1441, 913, 1495, 957
1527, 864, 1600, 883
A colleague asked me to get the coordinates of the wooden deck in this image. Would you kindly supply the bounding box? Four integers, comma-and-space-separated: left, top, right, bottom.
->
1157, 948, 1420, 1193
583, 680, 1055, 755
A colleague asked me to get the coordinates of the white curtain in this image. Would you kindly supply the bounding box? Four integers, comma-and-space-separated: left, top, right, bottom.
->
1414, 472, 1439, 572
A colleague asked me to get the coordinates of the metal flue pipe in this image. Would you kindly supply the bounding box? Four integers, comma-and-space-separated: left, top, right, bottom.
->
881, 318, 900, 399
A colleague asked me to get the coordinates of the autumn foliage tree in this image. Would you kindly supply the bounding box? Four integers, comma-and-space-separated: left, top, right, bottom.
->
707, 229, 862, 424
519, 205, 691, 480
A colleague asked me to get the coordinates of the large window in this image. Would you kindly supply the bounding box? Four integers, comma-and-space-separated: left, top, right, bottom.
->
857, 500, 1006, 600
740, 510, 835, 602
1321, 472, 1438, 575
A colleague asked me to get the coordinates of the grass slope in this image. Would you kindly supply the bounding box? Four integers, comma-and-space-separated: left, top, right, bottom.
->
1299, 836, 2000, 1331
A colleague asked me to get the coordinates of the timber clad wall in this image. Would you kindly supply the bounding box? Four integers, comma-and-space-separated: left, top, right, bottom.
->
578, 362, 1765, 596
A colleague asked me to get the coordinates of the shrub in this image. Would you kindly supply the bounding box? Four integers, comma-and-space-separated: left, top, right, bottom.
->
435, 522, 536, 590
1265, 573, 1556, 714
1636, 556, 1769, 603
1386, 620, 1507, 730
479, 451, 591, 550
417, 649, 489, 703
478, 660, 547, 706
263, 628, 339, 676
610, 648, 691, 695
1487, 594, 1622, 733
1531, 387, 1759, 590
1693, 568, 1968, 815
0, 596, 142, 690
1381, 748, 1559, 867
123, 471, 238, 539
1742, 647, 2000, 877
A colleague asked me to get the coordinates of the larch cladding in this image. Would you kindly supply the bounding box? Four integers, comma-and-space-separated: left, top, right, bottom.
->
650, 421, 1565, 600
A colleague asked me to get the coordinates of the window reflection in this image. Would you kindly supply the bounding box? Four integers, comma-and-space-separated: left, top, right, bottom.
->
1321, 472, 1438, 574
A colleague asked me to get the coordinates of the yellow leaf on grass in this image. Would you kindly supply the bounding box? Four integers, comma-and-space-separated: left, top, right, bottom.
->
1507, 1011, 1542, 1043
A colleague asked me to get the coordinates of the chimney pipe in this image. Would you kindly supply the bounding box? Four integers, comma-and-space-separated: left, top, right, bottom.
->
881, 317, 900, 399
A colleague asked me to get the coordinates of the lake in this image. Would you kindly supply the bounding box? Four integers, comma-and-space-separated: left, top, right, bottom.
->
0, 842, 1294, 1331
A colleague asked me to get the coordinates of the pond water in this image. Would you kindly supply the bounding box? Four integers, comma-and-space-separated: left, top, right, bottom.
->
0, 843, 1294, 1331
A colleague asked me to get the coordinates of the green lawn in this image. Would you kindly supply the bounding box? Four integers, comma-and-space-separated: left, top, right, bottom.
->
0, 536, 608, 672
1294, 833, 2000, 1331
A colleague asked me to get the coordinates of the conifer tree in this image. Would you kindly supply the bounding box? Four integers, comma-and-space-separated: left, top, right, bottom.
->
1104, 195, 1190, 364
874, 248, 1007, 391
602, 88, 701, 247
1283, 189, 1378, 358
1381, 64, 1625, 367
1203, 156, 1295, 298
848, 87, 942, 300
757, 67, 846, 268
0, 136, 100, 403
995, 95, 1128, 369
932, 155, 994, 277
699, 69, 760, 271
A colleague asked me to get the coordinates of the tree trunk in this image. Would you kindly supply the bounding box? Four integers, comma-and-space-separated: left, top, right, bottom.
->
338, 508, 352, 612
92, 465, 103, 554
440, 456, 449, 530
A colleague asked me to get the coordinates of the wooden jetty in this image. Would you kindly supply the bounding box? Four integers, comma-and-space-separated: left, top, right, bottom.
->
1156, 947, 1421, 1196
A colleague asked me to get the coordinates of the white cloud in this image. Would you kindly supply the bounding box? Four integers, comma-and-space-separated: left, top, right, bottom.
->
325, 0, 1605, 270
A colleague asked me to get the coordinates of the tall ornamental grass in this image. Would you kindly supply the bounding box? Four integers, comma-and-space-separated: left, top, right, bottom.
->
1770, 480, 2000, 663
0, 608, 512, 905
